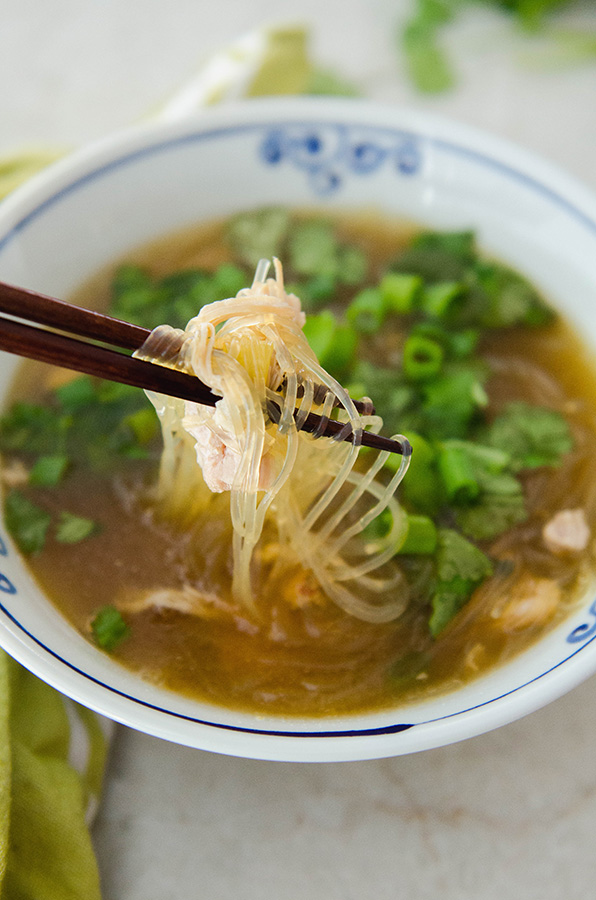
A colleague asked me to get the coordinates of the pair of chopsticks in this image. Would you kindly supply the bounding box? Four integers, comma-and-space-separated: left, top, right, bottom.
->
0, 280, 410, 456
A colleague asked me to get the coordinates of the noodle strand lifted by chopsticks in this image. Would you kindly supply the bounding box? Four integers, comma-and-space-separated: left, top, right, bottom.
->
135, 259, 411, 623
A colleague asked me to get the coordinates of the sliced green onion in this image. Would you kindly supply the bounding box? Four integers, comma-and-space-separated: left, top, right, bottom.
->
91, 606, 130, 652
303, 312, 357, 375
55, 512, 99, 544
302, 310, 337, 359
449, 328, 479, 358
397, 514, 438, 555
210, 263, 246, 299
398, 431, 443, 516
437, 443, 480, 504
380, 272, 422, 314
326, 324, 358, 376
421, 281, 463, 318
402, 334, 444, 380
346, 287, 385, 334
125, 407, 159, 445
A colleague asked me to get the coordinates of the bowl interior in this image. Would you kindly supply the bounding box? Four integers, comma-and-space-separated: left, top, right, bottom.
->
1, 98, 596, 761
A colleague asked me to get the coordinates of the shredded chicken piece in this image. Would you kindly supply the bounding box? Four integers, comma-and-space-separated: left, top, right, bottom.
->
116, 585, 230, 620
282, 570, 326, 609
189, 420, 244, 493
542, 508, 591, 556
464, 642, 487, 672
493, 574, 561, 633
0, 459, 29, 488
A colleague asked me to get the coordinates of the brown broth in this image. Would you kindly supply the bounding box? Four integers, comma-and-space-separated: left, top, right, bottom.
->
5, 215, 596, 716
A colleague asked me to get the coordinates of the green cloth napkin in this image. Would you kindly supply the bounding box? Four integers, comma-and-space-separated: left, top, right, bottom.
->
0, 654, 108, 900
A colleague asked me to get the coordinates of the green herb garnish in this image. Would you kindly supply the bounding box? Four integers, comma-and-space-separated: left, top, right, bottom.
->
91, 606, 130, 651
29, 454, 69, 487
436, 439, 528, 540
227, 207, 290, 268
4, 490, 51, 555
483, 402, 573, 470
402, 333, 445, 381
302, 310, 357, 376
346, 287, 386, 334
398, 514, 438, 555
55, 512, 99, 545
429, 528, 493, 635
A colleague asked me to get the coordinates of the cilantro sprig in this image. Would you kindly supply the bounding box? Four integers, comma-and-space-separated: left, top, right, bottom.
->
430, 528, 493, 636
482, 401, 573, 471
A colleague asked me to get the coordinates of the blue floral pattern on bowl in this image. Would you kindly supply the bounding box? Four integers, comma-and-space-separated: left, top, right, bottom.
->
260, 124, 421, 195
567, 598, 596, 644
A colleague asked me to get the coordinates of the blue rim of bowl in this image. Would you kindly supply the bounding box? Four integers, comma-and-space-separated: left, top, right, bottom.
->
1, 113, 596, 741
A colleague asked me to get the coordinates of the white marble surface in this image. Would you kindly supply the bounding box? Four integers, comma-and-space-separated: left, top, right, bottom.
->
3, 0, 596, 897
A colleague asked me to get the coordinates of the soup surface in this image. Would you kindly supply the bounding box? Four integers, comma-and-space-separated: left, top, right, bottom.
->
2, 210, 596, 716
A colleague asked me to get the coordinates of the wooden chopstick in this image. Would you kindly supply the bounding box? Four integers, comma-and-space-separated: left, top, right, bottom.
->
0, 280, 410, 456
0, 316, 218, 406
0, 280, 150, 350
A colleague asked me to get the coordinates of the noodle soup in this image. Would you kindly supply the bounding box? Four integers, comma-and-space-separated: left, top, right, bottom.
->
2, 209, 596, 717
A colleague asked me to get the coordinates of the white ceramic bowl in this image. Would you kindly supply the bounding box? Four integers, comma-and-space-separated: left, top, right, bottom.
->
1, 97, 596, 762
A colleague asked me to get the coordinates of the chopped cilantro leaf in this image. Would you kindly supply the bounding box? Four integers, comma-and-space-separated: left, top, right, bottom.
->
91, 606, 130, 651
211, 263, 247, 299
471, 261, 554, 327
29, 454, 69, 487
0, 402, 69, 456
398, 431, 444, 516
337, 245, 368, 285
300, 273, 337, 308
430, 528, 493, 636
55, 512, 99, 544
4, 490, 51, 555
392, 230, 475, 283
399, 0, 574, 95
288, 220, 340, 278
483, 402, 573, 471
419, 366, 488, 439
436, 528, 494, 583
435, 439, 527, 540
55, 376, 97, 412
455, 474, 527, 540
227, 207, 290, 268
430, 578, 474, 637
